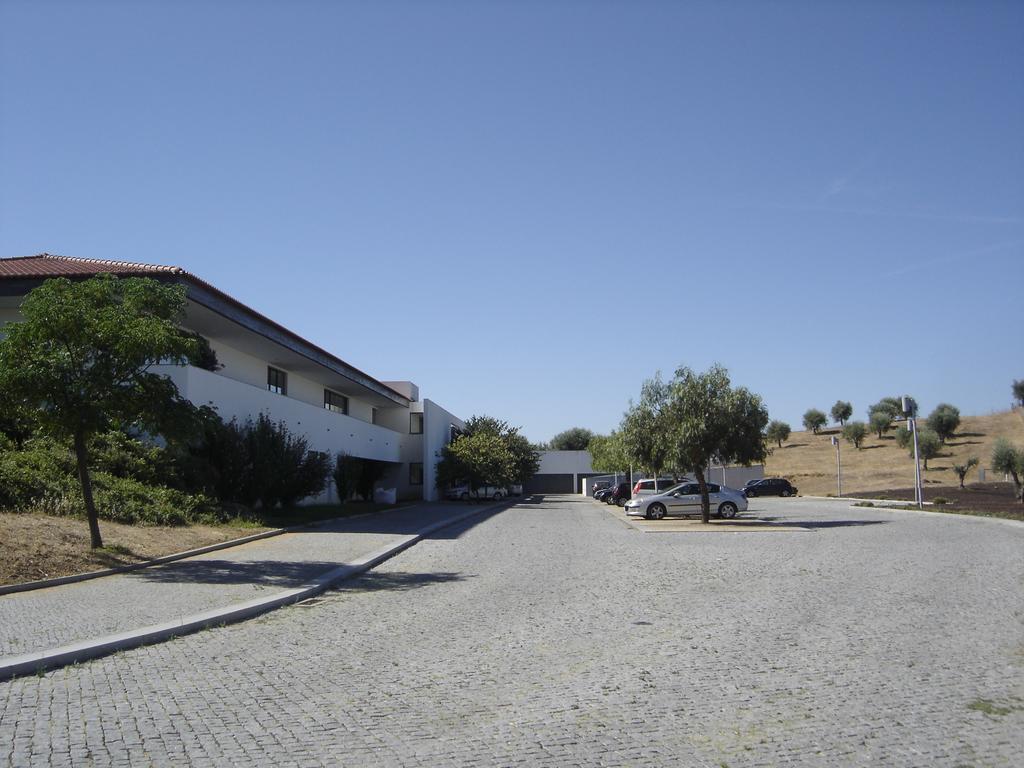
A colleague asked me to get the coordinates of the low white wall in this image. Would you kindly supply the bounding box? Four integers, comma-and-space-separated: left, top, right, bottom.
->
537, 450, 594, 474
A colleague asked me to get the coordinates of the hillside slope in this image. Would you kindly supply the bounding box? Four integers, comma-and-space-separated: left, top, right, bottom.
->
763, 409, 1024, 497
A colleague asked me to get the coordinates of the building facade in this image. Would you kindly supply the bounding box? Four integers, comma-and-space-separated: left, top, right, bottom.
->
0, 254, 463, 502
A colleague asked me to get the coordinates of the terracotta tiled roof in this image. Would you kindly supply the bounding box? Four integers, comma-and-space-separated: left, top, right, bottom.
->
0, 253, 189, 278
0, 253, 410, 403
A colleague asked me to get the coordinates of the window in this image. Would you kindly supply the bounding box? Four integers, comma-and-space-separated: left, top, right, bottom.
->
371, 407, 378, 425
409, 462, 423, 486
267, 367, 287, 395
324, 389, 348, 414
410, 412, 423, 434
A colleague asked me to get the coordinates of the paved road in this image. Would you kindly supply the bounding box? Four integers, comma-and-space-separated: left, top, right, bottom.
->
0, 502, 486, 658
1, 495, 1022, 766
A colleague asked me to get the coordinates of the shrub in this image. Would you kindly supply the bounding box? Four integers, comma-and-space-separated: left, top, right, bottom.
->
895, 425, 913, 449
991, 439, 1023, 502
952, 457, 979, 489
916, 429, 942, 469
932, 496, 949, 505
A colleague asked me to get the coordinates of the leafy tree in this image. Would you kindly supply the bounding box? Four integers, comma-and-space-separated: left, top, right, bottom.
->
926, 403, 960, 443
991, 439, 1024, 503
868, 397, 903, 422
895, 425, 913, 450
437, 415, 539, 490
766, 420, 791, 448
869, 409, 892, 439
0, 275, 199, 548
803, 409, 827, 434
620, 374, 674, 479
952, 457, 979, 489
663, 364, 769, 523
1014, 380, 1024, 408
547, 427, 595, 451
332, 453, 361, 504
589, 432, 630, 473
831, 401, 853, 426
842, 421, 868, 450
915, 429, 941, 470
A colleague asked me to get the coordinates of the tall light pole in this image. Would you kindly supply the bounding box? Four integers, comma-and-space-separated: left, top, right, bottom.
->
903, 397, 923, 509
831, 435, 842, 497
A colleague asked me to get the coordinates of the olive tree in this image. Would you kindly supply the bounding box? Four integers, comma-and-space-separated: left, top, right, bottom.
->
766, 420, 791, 448
915, 429, 942, 470
952, 457, 979, 489
869, 409, 892, 439
663, 364, 769, 523
926, 403, 960, 443
1013, 380, 1024, 408
589, 431, 630, 474
620, 374, 674, 480
803, 409, 827, 434
991, 439, 1024, 502
831, 401, 853, 426
842, 421, 868, 450
0, 275, 199, 548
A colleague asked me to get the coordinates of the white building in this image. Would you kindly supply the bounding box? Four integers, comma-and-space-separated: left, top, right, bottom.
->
0, 253, 463, 502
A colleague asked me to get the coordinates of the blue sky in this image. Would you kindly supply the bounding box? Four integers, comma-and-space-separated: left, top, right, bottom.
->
2, 1, 1021, 442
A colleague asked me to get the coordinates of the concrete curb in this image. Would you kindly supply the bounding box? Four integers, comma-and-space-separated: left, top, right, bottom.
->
0, 503, 419, 597
798, 495, 1024, 528
0, 501, 500, 681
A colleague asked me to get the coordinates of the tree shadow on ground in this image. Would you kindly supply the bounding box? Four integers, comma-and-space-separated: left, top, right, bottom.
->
947, 440, 983, 447
754, 517, 889, 529
328, 570, 471, 594
129, 559, 354, 587
783, 443, 808, 448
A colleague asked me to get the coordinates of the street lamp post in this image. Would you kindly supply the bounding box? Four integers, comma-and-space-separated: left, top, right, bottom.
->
831, 435, 842, 497
903, 397, 923, 509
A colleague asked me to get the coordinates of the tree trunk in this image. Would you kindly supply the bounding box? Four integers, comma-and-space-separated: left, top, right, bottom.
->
73, 430, 103, 549
696, 468, 711, 524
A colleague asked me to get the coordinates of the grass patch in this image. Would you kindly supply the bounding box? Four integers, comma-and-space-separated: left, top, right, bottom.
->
967, 698, 1022, 717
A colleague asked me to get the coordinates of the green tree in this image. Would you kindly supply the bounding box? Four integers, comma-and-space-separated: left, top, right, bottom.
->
0, 275, 199, 548
842, 421, 868, 450
952, 457, 979, 489
869, 409, 892, 439
438, 415, 539, 490
895, 425, 913, 450
1013, 380, 1024, 408
663, 364, 769, 523
831, 400, 853, 426
926, 403, 960, 443
548, 427, 595, 451
620, 374, 674, 479
991, 439, 1024, 503
766, 420, 791, 448
868, 397, 903, 422
589, 432, 630, 473
803, 409, 827, 434
915, 429, 941, 470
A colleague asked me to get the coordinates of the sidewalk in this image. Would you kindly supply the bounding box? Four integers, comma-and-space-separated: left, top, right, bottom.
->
0, 501, 502, 679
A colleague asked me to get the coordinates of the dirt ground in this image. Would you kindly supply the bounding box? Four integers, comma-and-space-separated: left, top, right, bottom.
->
847, 482, 1024, 520
0, 513, 270, 586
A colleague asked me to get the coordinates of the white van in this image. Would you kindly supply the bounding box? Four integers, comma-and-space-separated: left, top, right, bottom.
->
632, 477, 690, 497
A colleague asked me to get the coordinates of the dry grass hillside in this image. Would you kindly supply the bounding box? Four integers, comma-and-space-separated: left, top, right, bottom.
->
764, 409, 1024, 497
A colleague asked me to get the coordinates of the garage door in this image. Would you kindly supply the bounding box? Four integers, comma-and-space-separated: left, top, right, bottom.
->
523, 473, 574, 494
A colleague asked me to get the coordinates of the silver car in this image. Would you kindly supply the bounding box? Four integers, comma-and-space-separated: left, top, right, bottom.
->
624, 482, 748, 520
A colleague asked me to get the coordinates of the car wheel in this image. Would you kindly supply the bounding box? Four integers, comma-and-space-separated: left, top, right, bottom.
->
493, 492, 502, 501
460, 492, 469, 501
646, 503, 666, 520
718, 502, 738, 519
781, 489, 790, 497
746, 489, 756, 497
617, 497, 627, 507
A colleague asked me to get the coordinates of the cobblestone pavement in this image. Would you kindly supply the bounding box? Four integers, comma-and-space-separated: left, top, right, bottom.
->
0, 502, 489, 658
1, 495, 1022, 767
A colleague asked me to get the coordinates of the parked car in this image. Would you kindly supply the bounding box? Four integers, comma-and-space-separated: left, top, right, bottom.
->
445, 485, 507, 501
743, 478, 798, 497
591, 480, 613, 497
632, 477, 686, 497
625, 482, 748, 520
594, 485, 616, 502
606, 482, 632, 506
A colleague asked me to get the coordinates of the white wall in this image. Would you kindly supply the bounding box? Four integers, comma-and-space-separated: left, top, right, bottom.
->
422, 399, 464, 502
157, 364, 417, 503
